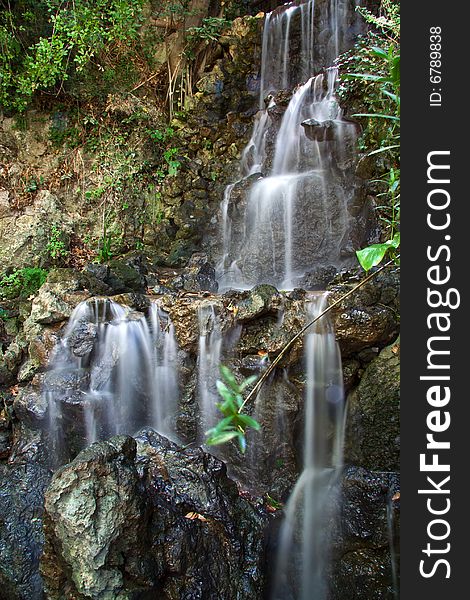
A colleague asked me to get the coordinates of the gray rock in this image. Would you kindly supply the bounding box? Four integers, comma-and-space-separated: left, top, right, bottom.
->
236, 284, 282, 322
13, 387, 48, 425
344, 339, 400, 471
330, 466, 400, 600
328, 269, 400, 357
301, 118, 338, 142
42, 436, 150, 600
41, 431, 269, 600
0, 461, 51, 600
67, 321, 98, 357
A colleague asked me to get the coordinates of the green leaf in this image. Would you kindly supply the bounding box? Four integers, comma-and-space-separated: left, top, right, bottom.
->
238, 375, 258, 392
380, 89, 399, 104
352, 113, 400, 121
216, 380, 234, 404
356, 245, 389, 271
356, 233, 400, 271
236, 414, 261, 431
216, 398, 236, 417
206, 431, 239, 446
209, 416, 235, 436
343, 73, 388, 83
371, 46, 389, 59
219, 365, 239, 392
366, 144, 400, 157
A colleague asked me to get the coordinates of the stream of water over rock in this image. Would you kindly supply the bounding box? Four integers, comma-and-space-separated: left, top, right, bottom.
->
44, 298, 180, 459
271, 294, 345, 600
43, 0, 365, 597
217, 0, 359, 291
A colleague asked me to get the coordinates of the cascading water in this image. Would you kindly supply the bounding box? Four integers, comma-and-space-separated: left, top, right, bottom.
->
45, 297, 179, 459
197, 302, 223, 437
271, 294, 345, 600
217, 0, 360, 290
197, 302, 242, 442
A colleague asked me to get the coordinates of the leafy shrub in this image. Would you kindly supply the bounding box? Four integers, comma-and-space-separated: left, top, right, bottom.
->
0, 0, 145, 112
0, 267, 48, 300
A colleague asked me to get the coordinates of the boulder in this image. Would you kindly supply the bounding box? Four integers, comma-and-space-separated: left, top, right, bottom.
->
328, 269, 400, 357
41, 431, 270, 599
344, 339, 400, 471
0, 192, 69, 275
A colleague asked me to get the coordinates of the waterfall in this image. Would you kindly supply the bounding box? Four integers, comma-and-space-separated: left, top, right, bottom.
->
217, 0, 358, 291
271, 294, 345, 600
197, 302, 223, 437
197, 301, 242, 442
44, 297, 179, 459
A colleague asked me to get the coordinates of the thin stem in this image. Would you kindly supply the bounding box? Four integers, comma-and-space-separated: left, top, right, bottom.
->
238, 256, 399, 413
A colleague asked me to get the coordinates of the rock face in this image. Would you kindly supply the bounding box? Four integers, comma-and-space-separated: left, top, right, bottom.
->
0, 461, 51, 600
344, 339, 400, 471
328, 268, 400, 357
331, 466, 400, 600
41, 431, 269, 600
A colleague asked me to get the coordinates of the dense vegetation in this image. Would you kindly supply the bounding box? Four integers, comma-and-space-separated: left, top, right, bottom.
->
338, 0, 400, 270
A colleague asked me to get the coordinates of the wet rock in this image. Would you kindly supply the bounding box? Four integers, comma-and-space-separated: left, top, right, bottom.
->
41, 431, 269, 599
0, 405, 12, 459
137, 429, 269, 599
236, 284, 282, 321
106, 258, 147, 293
0, 461, 51, 600
344, 339, 400, 471
236, 297, 306, 366
0, 335, 28, 385
27, 327, 60, 369
9, 413, 45, 461
302, 118, 338, 141
328, 268, 400, 356
25, 268, 87, 326
13, 387, 48, 426
330, 466, 400, 600
222, 374, 302, 499
83, 258, 147, 295
67, 321, 97, 357
175, 253, 219, 293
298, 265, 338, 289
41, 436, 150, 600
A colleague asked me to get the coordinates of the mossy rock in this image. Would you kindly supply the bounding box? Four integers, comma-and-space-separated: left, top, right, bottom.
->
344, 338, 400, 471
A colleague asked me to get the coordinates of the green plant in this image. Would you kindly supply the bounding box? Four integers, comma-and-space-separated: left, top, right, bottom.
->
47, 225, 68, 260
206, 260, 398, 455
0, 0, 145, 112
163, 147, 181, 177
24, 175, 43, 193
356, 231, 400, 272
205, 365, 260, 454
97, 226, 113, 263
0, 267, 48, 300
340, 1, 400, 271
186, 17, 232, 44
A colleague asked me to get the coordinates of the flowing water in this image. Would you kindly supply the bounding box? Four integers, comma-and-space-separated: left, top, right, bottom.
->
197, 301, 242, 443
43, 1, 368, 595
44, 298, 179, 458
217, 0, 358, 290
271, 294, 345, 600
